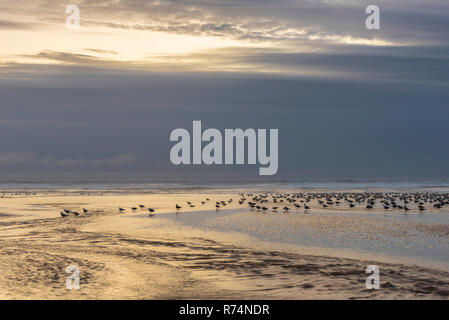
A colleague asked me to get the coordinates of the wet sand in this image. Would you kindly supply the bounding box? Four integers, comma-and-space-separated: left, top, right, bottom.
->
0, 191, 448, 299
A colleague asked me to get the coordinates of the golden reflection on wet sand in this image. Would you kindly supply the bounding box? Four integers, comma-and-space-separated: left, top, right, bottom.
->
0, 191, 448, 299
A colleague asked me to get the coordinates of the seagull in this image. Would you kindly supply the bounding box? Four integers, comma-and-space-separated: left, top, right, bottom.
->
83, 208, 88, 213
131, 207, 138, 211
118, 207, 125, 212
60, 211, 68, 217
148, 208, 155, 213
176, 204, 182, 209
139, 204, 145, 208
72, 211, 79, 216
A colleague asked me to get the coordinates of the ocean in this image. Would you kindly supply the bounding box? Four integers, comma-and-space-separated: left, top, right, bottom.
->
0, 180, 449, 192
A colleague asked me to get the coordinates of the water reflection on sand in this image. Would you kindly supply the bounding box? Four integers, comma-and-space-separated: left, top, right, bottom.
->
152, 209, 449, 266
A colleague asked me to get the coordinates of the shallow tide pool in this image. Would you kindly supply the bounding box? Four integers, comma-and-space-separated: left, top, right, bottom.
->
152, 209, 449, 266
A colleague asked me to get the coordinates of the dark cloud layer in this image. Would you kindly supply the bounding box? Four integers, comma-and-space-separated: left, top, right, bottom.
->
1, 0, 449, 181
0, 70, 448, 181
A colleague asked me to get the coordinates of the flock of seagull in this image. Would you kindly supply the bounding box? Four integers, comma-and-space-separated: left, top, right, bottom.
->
174, 192, 449, 213
60, 204, 155, 217
60, 192, 449, 217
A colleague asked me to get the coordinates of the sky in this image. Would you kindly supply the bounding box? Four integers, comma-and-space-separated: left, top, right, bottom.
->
0, 0, 448, 182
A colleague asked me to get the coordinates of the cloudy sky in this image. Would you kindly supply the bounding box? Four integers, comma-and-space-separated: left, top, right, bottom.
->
1, 0, 448, 182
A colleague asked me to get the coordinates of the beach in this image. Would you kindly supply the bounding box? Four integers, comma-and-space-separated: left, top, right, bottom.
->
0, 188, 448, 299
